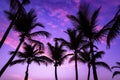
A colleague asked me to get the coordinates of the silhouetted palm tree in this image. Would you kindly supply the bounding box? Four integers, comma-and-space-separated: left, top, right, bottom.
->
69, 49, 111, 80
0, 9, 50, 77
55, 28, 85, 80
47, 40, 71, 80
67, 2, 107, 80
0, 0, 30, 48
10, 42, 52, 80
112, 62, 120, 78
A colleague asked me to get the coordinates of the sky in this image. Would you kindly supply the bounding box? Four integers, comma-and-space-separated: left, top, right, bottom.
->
0, 0, 120, 80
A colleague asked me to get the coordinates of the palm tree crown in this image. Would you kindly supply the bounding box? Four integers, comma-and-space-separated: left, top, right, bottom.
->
0, 0, 30, 48
47, 40, 69, 80
10, 42, 52, 80
0, 8, 50, 77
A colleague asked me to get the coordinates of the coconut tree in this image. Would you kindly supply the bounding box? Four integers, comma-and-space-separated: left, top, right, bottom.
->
47, 40, 71, 80
55, 28, 85, 80
0, 9, 50, 77
0, 0, 30, 48
111, 62, 120, 78
69, 49, 111, 80
67, 2, 108, 80
10, 42, 52, 80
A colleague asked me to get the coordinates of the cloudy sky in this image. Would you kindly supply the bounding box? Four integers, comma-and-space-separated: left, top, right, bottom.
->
0, 0, 120, 80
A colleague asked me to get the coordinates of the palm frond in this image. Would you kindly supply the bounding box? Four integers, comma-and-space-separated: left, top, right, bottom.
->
38, 56, 53, 63
69, 55, 75, 63
111, 66, 120, 69
107, 18, 120, 47
54, 38, 70, 47
33, 59, 47, 66
30, 31, 50, 38
95, 51, 105, 59
90, 7, 101, 28
4, 10, 16, 20
112, 71, 120, 78
116, 62, 120, 66
10, 59, 26, 66
47, 42, 54, 55
32, 23, 44, 28
67, 15, 79, 24
28, 39, 44, 50
95, 61, 111, 71
105, 8, 120, 47
59, 54, 73, 65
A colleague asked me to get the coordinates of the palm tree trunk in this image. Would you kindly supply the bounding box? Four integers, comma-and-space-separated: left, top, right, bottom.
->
90, 41, 98, 80
87, 64, 90, 80
55, 65, 58, 80
75, 50, 78, 80
24, 63, 30, 80
0, 39, 24, 77
0, 10, 19, 48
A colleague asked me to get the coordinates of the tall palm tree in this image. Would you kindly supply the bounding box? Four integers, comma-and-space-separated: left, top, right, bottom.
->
55, 28, 85, 80
112, 62, 120, 78
69, 49, 111, 80
0, 0, 30, 48
10, 42, 52, 80
0, 9, 50, 77
47, 40, 71, 80
67, 2, 108, 80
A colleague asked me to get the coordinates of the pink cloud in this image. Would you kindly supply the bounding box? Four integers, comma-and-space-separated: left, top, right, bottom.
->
49, 8, 70, 27
5, 37, 19, 49
50, 8, 68, 19
47, 22, 58, 28
74, 0, 80, 8
11, 74, 23, 79
0, 34, 23, 51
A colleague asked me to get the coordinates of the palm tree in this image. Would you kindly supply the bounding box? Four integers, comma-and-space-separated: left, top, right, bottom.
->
0, 0, 30, 48
112, 62, 120, 78
55, 28, 85, 80
67, 2, 108, 80
47, 40, 71, 80
10, 42, 52, 80
69, 49, 111, 80
0, 9, 50, 77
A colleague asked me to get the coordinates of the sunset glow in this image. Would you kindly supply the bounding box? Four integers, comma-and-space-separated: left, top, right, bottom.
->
0, 0, 120, 80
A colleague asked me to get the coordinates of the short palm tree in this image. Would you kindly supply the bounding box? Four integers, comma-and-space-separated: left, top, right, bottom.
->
112, 62, 120, 78
0, 9, 50, 77
0, 0, 30, 48
10, 42, 52, 80
67, 2, 108, 80
55, 28, 85, 80
47, 40, 71, 80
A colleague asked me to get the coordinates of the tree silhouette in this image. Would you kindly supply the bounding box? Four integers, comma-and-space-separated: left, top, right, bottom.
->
67, 2, 108, 80
0, 9, 50, 77
55, 28, 85, 80
112, 62, 120, 78
10, 42, 52, 80
47, 40, 71, 80
0, 0, 30, 48
69, 48, 111, 80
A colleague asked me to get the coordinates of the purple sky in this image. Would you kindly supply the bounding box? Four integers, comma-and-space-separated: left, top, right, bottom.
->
0, 0, 120, 80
